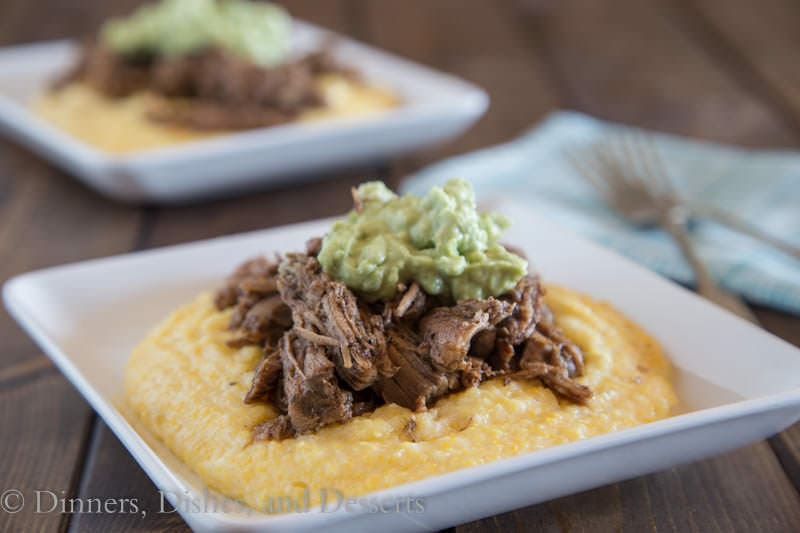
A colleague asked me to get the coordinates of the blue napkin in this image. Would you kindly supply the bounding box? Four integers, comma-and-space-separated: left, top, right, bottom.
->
401, 111, 800, 315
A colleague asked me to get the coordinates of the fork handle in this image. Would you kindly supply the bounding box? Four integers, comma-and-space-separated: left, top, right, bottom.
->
690, 203, 800, 263
662, 206, 759, 323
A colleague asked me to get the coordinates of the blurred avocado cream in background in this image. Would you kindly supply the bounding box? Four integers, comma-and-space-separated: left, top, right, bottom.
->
317, 179, 529, 302
102, 0, 292, 66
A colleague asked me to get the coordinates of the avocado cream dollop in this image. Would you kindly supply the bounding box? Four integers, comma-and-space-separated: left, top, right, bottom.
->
317, 179, 528, 302
101, 0, 292, 67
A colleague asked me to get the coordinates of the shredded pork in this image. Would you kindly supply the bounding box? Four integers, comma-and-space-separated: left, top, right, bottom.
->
215, 239, 592, 440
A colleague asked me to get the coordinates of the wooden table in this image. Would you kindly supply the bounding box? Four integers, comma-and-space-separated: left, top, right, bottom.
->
1, 1, 799, 531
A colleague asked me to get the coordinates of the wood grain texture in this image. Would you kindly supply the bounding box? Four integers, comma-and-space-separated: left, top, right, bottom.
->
0, 0, 144, 45
680, 0, 800, 139
457, 443, 800, 533
67, 422, 191, 533
359, 0, 560, 176
1, 0, 799, 532
757, 307, 800, 493
0, 376, 96, 533
513, 0, 796, 147
0, 147, 144, 370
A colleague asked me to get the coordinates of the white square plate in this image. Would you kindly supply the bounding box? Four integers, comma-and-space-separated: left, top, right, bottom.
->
4, 203, 800, 532
0, 22, 487, 204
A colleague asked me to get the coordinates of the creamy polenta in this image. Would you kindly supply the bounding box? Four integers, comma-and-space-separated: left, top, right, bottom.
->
125, 285, 676, 512
34, 74, 398, 154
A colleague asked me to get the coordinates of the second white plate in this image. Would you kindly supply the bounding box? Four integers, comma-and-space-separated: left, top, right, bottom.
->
0, 22, 488, 204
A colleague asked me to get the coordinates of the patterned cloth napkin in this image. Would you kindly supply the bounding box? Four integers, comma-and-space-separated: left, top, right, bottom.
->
401, 111, 800, 315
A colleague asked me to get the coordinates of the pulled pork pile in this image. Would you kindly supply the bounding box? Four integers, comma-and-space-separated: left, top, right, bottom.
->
57, 42, 351, 129
215, 239, 592, 441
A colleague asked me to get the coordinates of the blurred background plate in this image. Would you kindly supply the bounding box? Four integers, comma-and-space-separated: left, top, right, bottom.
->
0, 22, 488, 204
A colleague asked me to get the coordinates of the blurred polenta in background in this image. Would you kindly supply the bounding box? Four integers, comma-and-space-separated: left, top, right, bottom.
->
35, 0, 399, 153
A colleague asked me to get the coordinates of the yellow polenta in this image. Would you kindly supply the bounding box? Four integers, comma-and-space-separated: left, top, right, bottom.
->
124, 285, 676, 511
33, 74, 398, 154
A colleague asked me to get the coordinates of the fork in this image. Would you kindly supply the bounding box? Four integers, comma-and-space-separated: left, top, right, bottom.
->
566, 132, 758, 323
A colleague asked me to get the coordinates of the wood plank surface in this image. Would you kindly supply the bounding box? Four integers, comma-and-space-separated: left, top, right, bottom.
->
516, 0, 796, 146
0, 0, 799, 532
458, 443, 800, 533
66, 421, 191, 533
0, 377, 94, 533
759, 306, 800, 493
359, 0, 560, 176
681, 0, 800, 137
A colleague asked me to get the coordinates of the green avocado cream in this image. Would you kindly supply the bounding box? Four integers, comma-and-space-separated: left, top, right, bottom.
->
317, 179, 528, 302
101, 0, 292, 67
